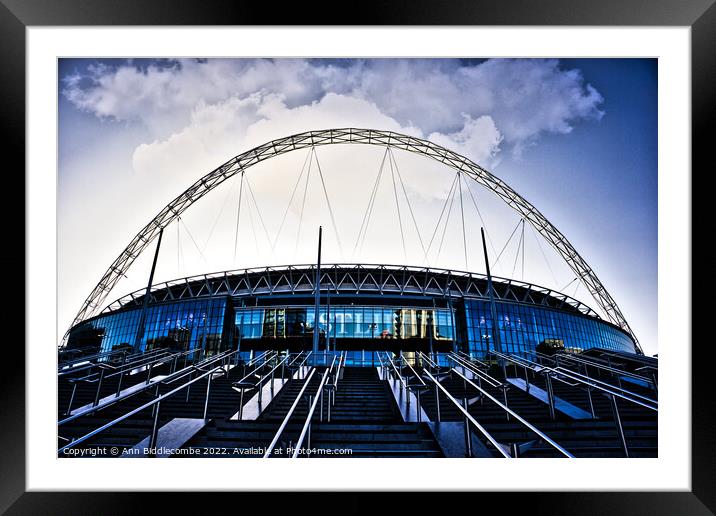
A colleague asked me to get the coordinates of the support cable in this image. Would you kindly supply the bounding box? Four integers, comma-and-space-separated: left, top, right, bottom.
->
493, 218, 523, 268
272, 149, 312, 252
436, 175, 459, 263
178, 216, 207, 263
388, 147, 407, 262
528, 221, 559, 286
244, 175, 274, 252
176, 220, 183, 274
458, 172, 469, 270
294, 148, 314, 257
560, 276, 579, 292
232, 171, 245, 264
246, 192, 260, 255
521, 219, 526, 281
389, 148, 427, 257
353, 147, 388, 259
465, 181, 499, 263
312, 147, 345, 259
511, 219, 525, 280
424, 173, 459, 263
358, 150, 390, 257
202, 179, 236, 254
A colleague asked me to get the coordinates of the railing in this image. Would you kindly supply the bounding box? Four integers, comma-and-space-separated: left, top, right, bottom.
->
58, 349, 241, 455
446, 352, 503, 388
449, 367, 573, 458
58, 347, 131, 369
490, 350, 656, 458
61, 347, 205, 417
493, 350, 657, 410
58, 347, 168, 377
291, 353, 343, 458
59, 349, 235, 426
422, 370, 511, 458
263, 367, 318, 458
535, 350, 658, 392
232, 351, 294, 418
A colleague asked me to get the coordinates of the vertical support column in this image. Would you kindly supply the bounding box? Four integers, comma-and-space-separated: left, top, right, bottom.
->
134, 227, 164, 352
313, 226, 322, 357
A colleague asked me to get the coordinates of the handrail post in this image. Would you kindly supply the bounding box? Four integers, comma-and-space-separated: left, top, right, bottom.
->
609, 394, 629, 457
434, 383, 441, 422
65, 382, 78, 416
146, 361, 154, 385
416, 389, 422, 423
115, 367, 124, 398
148, 400, 161, 456
463, 397, 472, 458
238, 387, 246, 420
587, 387, 596, 418
203, 373, 213, 421
307, 394, 313, 455
93, 368, 106, 407
545, 373, 556, 420
151, 383, 160, 418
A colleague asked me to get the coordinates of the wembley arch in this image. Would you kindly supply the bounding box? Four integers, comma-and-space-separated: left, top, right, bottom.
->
67, 128, 640, 352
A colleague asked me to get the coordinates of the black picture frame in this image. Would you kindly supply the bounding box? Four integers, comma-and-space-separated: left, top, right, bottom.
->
2, 0, 711, 513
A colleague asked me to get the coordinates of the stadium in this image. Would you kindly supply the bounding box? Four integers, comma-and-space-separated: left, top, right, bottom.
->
59, 128, 657, 459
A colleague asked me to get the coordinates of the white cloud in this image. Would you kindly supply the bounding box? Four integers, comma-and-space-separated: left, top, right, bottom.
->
63, 58, 603, 159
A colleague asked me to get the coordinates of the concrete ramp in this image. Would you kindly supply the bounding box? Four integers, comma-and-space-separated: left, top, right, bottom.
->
377, 367, 430, 423
229, 365, 309, 420
506, 377, 592, 420
70, 375, 168, 416
122, 418, 206, 457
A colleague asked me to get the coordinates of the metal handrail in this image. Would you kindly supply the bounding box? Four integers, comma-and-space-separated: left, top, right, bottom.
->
423, 370, 511, 458
235, 354, 292, 393
58, 349, 241, 454
397, 355, 426, 387
490, 350, 657, 411
245, 350, 274, 367
547, 351, 656, 386
58, 349, 238, 425
381, 352, 409, 390
291, 355, 339, 458
58, 348, 130, 369
235, 351, 280, 385
450, 368, 573, 458
288, 350, 312, 368
334, 351, 346, 389
263, 367, 317, 458
416, 351, 439, 372
446, 352, 503, 388
62, 348, 179, 381
515, 351, 656, 403
59, 348, 170, 377
455, 350, 490, 369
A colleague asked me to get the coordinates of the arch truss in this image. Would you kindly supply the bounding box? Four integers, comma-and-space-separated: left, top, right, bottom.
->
68, 128, 640, 350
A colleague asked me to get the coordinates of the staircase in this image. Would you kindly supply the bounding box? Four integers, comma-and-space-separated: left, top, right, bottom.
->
417, 363, 657, 458
180, 367, 443, 458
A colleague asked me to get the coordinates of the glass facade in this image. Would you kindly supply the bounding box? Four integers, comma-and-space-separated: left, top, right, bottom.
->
68, 297, 229, 354
463, 298, 635, 357
236, 306, 454, 341
68, 295, 636, 358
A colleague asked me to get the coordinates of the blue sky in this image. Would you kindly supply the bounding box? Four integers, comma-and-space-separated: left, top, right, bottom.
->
58, 58, 657, 354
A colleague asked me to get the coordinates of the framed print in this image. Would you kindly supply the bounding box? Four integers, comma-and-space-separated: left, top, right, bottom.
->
4, 0, 712, 513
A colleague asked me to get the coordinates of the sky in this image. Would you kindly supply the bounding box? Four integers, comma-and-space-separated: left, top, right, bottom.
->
58, 58, 657, 355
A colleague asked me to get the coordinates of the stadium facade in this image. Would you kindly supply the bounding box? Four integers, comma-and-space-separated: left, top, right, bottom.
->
67, 263, 638, 361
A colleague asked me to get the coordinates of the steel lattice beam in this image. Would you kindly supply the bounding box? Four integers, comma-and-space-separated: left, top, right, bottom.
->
67, 128, 640, 351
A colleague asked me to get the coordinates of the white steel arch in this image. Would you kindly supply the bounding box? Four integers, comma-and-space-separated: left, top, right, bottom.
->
68, 128, 640, 350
